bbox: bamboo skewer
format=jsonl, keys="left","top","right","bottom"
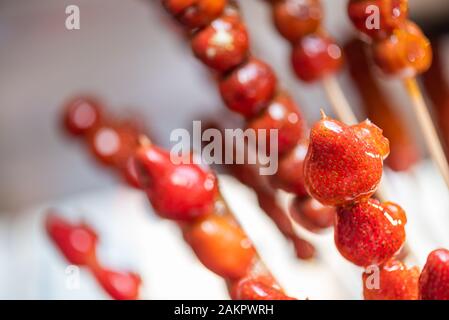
{"left": 322, "top": 75, "right": 358, "bottom": 125}
{"left": 404, "top": 77, "right": 449, "bottom": 189}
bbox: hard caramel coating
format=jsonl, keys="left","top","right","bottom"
{"left": 191, "top": 14, "right": 249, "bottom": 73}
{"left": 362, "top": 258, "right": 419, "bottom": 300}
{"left": 230, "top": 275, "right": 295, "bottom": 300}
{"left": 246, "top": 92, "right": 305, "bottom": 155}
{"left": 219, "top": 58, "right": 277, "bottom": 118}
{"left": 334, "top": 199, "right": 407, "bottom": 267}
{"left": 372, "top": 21, "right": 432, "bottom": 77}
{"left": 86, "top": 120, "right": 140, "bottom": 168}
{"left": 183, "top": 214, "right": 256, "bottom": 279}
{"left": 291, "top": 32, "right": 343, "bottom": 83}
{"left": 134, "top": 145, "right": 218, "bottom": 221}
{"left": 419, "top": 249, "right": 449, "bottom": 300}
{"left": 290, "top": 196, "right": 335, "bottom": 233}
{"left": 46, "top": 213, "right": 98, "bottom": 266}
{"left": 304, "top": 116, "right": 388, "bottom": 206}
{"left": 272, "top": 0, "right": 323, "bottom": 43}
{"left": 63, "top": 97, "right": 103, "bottom": 136}
{"left": 163, "top": 0, "right": 227, "bottom": 29}
{"left": 93, "top": 268, "right": 141, "bottom": 300}
{"left": 270, "top": 140, "right": 309, "bottom": 198}
{"left": 348, "top": 0, "right": 409, "bottom": 40}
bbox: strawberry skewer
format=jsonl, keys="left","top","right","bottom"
{"left": 347, "top": 0, "right": 449, "bottom": 189}
{"left": 61, "top": 99, "right": 293, "bottom": 300}
{"left": 160, "top": 1, "right": 324, "bottom": 258}
{"left": 46, "top": 212, "right": 141, "bottom": 300}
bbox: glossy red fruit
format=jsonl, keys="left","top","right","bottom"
{"left": 86, "top": 120, "right": 140, "bottom": 168}
{"left": 334, "top": 199, "right": 406, "bottom": 267}
{"left": 184, "top": 214, "right": 256, "bottom": 279}
{"left": 373, "top": 21, "right": 432, "bottom": 77}
{"left": 219, "top": 58, "right": 277, "bottom": 118}
{"left": 290, "top": 197, "right": 335, "bottom": 233}
{"left": 163, "top": 0, "right": 227, "bottom": 29}
{"left": 270, "top": 140, "right": 309, "bottom": 198}
{"left": 272, "top": 0, "right": 322, "bottom": 43}
{"left": 348, "top": 0, "right": 409, "bottom": 40}
{"left": 46, "top": 213, "right": 98, "bottom": 267}
{"left": 291, "top": 33, "right": 343, "bottom": 82}
{"left": 419, "top": 248, "right": 449, "bottom": 300}
{"left": 304, "top": 116, "right": 389, "bottom": 206}
{"left": 121, "top": 156, "right": 141, "bottom": 189}
{"left": 246, "top": 92, "right": 304, "bottom": 155}
{"left": 191, "top": 15, "right": 249, "bottom": 73}
{"left": 362, "top": 258, "right": 419, "bottom": 300}
{"left": 230, "top": 275, "right": 295, "bottom": 300}
{"left": 93, "top": 268, "right": 141, "bottom": 300}
{"left": 134, "top": 144, "right": 218, "bottom": 221}
{"left": 63, "top": 97, "right": 103, "bottom": 136}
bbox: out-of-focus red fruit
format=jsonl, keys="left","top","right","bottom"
{"left": 246, "top": 92, "right": 304, "bottom": 155}
{"left": 191, "top": 14, "right": 249, "bottom": 73}
{"left": 93, "top": 268, "right": 141, "bottom": 300}
{"left": 291, "top": 33, "right": 343, "bottom": 82}
{"left": 255, "top": 187, "right": 315, "bottom": 260}
{"left": 121, "top": 156, "right": 141, "bottom": 189}
{"left": 63, "top": 97, "right": 103, "bottom": 136}
{"left": 184, "top": 214, "right": 256, "bottom": 279}
{"left": 290, "top": 197, "right": 335, "bottom": 233}
{"left": 292, "top": 237, "right": 316, "bottom": 260}
{"left": 334, "top": 199, "right": 406, "bottom": 267}
{"left": 162, "top": 0, "right": 227, "bottom": 29}
{"left": 270, "top": 140, "right": 309, "bottom": 198}
{"left": 419, "top": 248, "right": 449, "bottom": 300}
{"left": 134, "top": 144, "right": 218, "bottom": 221}
{"left": 304, "top": 116, "right": 388, "bottom": 206}
{"left": 230, "top": 275, "right": 295, "bottom": 300}
{"left": 362, "top": 258, "right": 419, "bottom": 300}
{"left": 272, "top": 0, "right": 322, "bottom": 43}
{"left": 86, "top": 120, "right": 140, "bottom": 168}
{"left": 219, "top": 58, "right": 277, "bottom": 118}
{"left": 373, "top": 21, "right": 432, "bottom": 77}
{"left": 46, "top": 213, "right": 98, "bottom": 266}
{"left": 348, "top": 0, "right": 409, "bottom": 40}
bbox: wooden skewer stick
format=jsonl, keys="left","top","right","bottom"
{"left": 322, "top": 75, "right": 358, "bottom": 125}
{"left": 404, "top": 77, "right": 449, "bottom": 189}
{"left": 321, "top": 75, "right": 389, "bottom": 202}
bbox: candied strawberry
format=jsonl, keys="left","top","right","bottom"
{"left": 419, "top": 248, "right": 449, "bottom": 300}
{"left": 62, "top": 97, "right": 103, "bottom": 136}
{"left": 348, "top": 0, "right": 408, "bottom": 40}
{"left": 291, "top": 33, "right": 343, "bottom": 82}
{"left": 290, "top": 196, "right": 335, "bottom": 233}
{"left": 183, "top": 214, "right": 256, "bottom": 279}
{"left": 304, "top": 115, "right": 389, "bottom": 206}
{"left": 246, "top": 92, "right": 305, "bottom": 155}
{"left": 373, "top": 21, "right": 432, "bottom": 77}
{"left": 162, "top": 0, "right": 227, "bottom": 29}
{"left": 334, "top": 199, "right": 406, "bottom": 266}
{"left": 191, "top": 14, "right": 249, "bottom": 73}
{"left": 230, "top": 275, "right": 295, "bottom": 300}
{"left": 134, "top": 144, "right": 218, "bottom": 221}
{"left": 219, "top": 58, "right": 277, "bottom": 118}
{"left": 363, "top": 258, "right": 419, "bottom": 300}
{"left": 270, "top": 140, "right": 309, "bottom": 198}
{"left": 93, "top": 268, "right": 141, "bottom": 300}
{"left": 46, "top": 213, "right": 98, "bottom": 267}
{"left": 272, "top": 0, "right": 322, "bottom": 43}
